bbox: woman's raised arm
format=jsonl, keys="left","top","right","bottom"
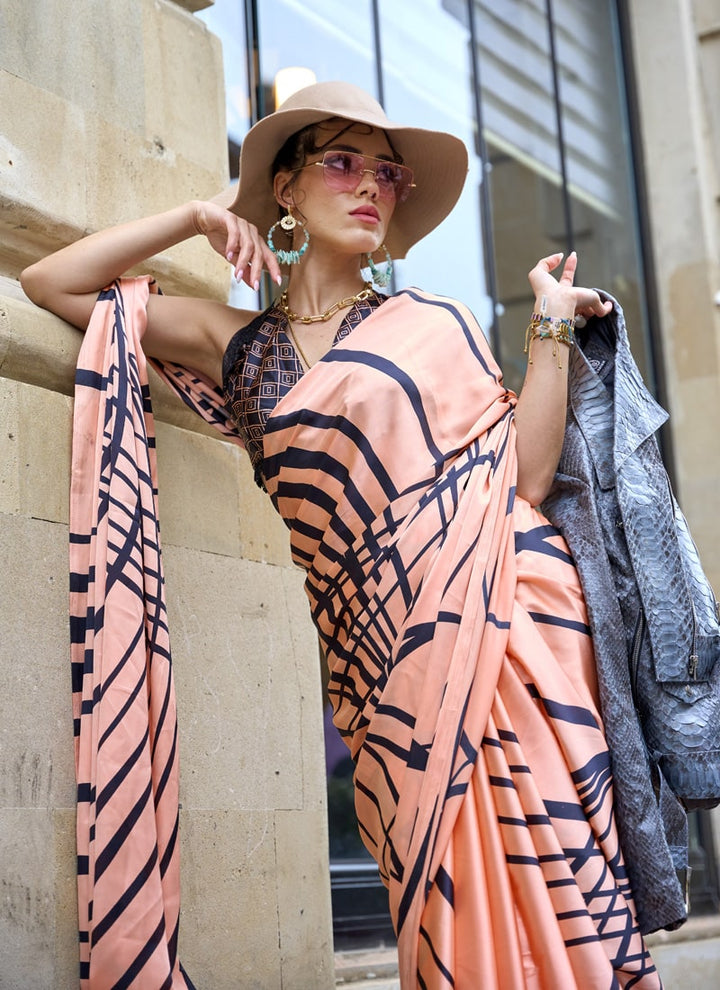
{"left": 514, "top": 251, "right": 612, "bottom": 506}
{"left": 20, "top": 201, "right": 282, "bottom": 384}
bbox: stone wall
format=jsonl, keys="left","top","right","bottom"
{"left": 628, "top": 0, "right": 720, "bottom": 593}
{"left": 0, "top": 1, "right": 334, "bottom": 987}
{"left": 629, "top": 0, "right": 720, "bottom": 905}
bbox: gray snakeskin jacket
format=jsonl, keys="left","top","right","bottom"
{"left": 541, "top": 293, "right": 689, "bottom": 934}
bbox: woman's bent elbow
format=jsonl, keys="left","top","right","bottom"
{"left": 19, "top": 264, "right": 44, "bottom": 306}
{"left": 515, "top": 476, "right": 554, "bottom": 508}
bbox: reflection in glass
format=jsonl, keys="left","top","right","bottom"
{"left": 256, "top": 0, "right": 376, "bottom": 106}
{"left": 472, "top": 0, "right": 652, "bottom": 397}
{"left": 379, "top": 0, "right": 492, "bottom": 328}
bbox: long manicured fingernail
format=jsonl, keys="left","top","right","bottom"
{"left": 253, "top": 279, "right": 260, "bottom": 292}
{"left": 275, "top": 275, "right": 282, "bottom": 286}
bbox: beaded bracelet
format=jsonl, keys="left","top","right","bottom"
{"left": 524, "top": 315, "right": 576, "bottom": 369}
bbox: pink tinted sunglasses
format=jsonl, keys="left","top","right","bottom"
{"left": 294, "top": 150, "right": 416, "bottom": 202}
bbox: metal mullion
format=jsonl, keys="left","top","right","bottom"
{"left": 244, "top": 0, "right": 264, "bottom": 126}
{"left": 545, "top": 0, "right": 574, "bottom": 257}
{"left": 468, "top": 0, "right": 501, "bottom": 358}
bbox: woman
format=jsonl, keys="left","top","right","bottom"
{"left": 21, "top": 81, "right": 665, "bottom": 988}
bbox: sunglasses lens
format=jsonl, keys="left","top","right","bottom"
{"left": 321, "top": 152, "right": 413, "bottom": 201}
{"left": 322, "top": 152, "right": 364, "bottom": 188}
{"left": 376, "top": 161, "right": 413, "bottom": 202}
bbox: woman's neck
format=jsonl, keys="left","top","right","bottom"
{"left": 283, "top": 255, "right": 368, "bottom": 316}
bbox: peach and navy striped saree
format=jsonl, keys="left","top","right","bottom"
{"left": 71, "top": 278, "right": 661, "bottom": 988}
{"left": 259, "top": 288, "right": 662, "bottom": 988}
{"left": 69, "top": 278, "right": 228, "bottom": 989}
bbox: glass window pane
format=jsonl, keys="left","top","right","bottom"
{"left": 257, "top": 0, "right": 376, "bottom": 105}
{"left": 473, "top": 0, "right": 567, "bottom": 392}
{"left": 379, "top": 0, "right": 493, "bottom": 328}
{"left": 555, "top": 0, "right": 654, "bottom": 388}
{"left": 474, "top": 0, "right": 654, "bottom": 396}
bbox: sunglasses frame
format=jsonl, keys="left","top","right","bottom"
{"left": 293, "top": 151, "right": 416, "bottom": 203}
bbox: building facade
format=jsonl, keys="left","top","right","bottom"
{"left": 1, "top": 0, "right": 719, "bottom": 986}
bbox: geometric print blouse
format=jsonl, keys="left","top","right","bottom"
{"left": 222, "top": 291, "right": 386, "bottom": 488}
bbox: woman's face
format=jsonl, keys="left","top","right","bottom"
{"left": 274, "top": 123, "right": 400, "bottom": 258}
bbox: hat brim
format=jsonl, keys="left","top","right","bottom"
{"left": 215, "top": 84, "right": 468, "bottom": 260}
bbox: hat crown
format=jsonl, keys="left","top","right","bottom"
{"left": 278, "top": 81, "right": 389, "bottom": 125}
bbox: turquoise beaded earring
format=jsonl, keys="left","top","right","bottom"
{"left": 267, "top": 209, "right": 310, "bottom": 265}
{"left": 364, "top": 244, "right": 393, "bottom": 288}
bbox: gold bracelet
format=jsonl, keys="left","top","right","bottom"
{"left": 524, "top": 316, "right": 575, "bottom": 370}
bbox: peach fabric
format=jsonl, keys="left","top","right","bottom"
{"left": 70, "top": 278, "right": 662, "bottom": 988}
{"left": 259, "top": 288, "right": 662, "bottom": 988}
{"left": 70, "top": 278, "right": 197, "bottom": 988}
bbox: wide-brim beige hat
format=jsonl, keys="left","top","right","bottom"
{"left": 216, "top": 81, "right": 468, "bottom": 260}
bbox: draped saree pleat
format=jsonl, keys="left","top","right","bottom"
{"left": 70, "top": 278, "right": 202, "bottom": 989}
{"left": 260, "top": 288, "right": 661, "bottom": 989}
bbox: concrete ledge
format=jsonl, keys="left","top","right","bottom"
{"left": 172, "top": 0, "right": 215, "bottom": 11}
{"left": 648, "top": 916, "right": 720, "bottom": 989}
{"left": 0, "top": 277, "right": 223, "bottom": 437}
{"left": 333, "top": 916, "right": 720, "bottom": 987}
{"left": 646, "top": 913, "right": 720, "bottom": 947}
{"left": 335, "top": 948, "right": 398, "bottom": 987}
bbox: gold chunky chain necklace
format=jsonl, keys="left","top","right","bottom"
{"left": 278, "top": 281, "right": 374, "bottom": 325}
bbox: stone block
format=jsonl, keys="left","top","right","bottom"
{"left": 155, "top": 420, "right": 242, "bottom": 557}
{"left": 16, "top": 381, "right": 72, "bottom": 525}
{"left": 53, "top": 808, "right": 80, "bottom": 988}
{"left": 669, "top": 374, "right": 720, "bottom": 550}
{"left": 79, "top": 117, "right": 230, "bottom": 300}
{"left": 0, "top": 70, "right": 86, "bottom": 273}
{"left": 697, "top": 32, "right": 720, "bottom": 189}
{"left": 0, "top": 286, "right": 81, "bottom": 398}
{"left": 693, "top": 0, "right": 720, "bottom": 35}
{"left": 1, "top": 1, "right": 230, "bottom": 296}
{"left": 667, "top": 262, "right": 720, "bottom": 382}
{"left": 178, "top": 809, "right": 282, "bottom": 990}
{"left": 0, "top": 377, "right": 20, "bottom": 514}
{"left": 275, "top": 808, "right": 334, "bottom": 989}
{"left": 142, "top": 0, "right": 227, "bottom": 175}
{"left": 279, "top": 565, "right": 328, "bottom": 811}
{"left": 0, "top": 809, "right": 56, "bottom": 989}
{"left": 164, "top": 545, "right": 320, "bottom": 813}
{"left": 237, "top": 453, "right": 295, "bottom": 567}
{"left": 628, "top": 4, "right": 714, "bottom": 270}
{"left": 1, "top": 0, "right": 146, "bottom": 132}
{"left": 0, "top": 515, "right": 76, "bottom": 812}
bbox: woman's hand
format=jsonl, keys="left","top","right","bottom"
{"left": 528, "top": 251, "right": 612, "bottom": 322}
{"left": 189, "top": 200, "right": 282, "bottom": 289}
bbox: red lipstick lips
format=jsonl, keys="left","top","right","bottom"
{"left": 350, "top": 205, "right": 380, "bottom": 222}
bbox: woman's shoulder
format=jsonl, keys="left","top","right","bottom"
{"left": 389, "top": 287, "right": 482, "bottom": 326}
{"left": 391, "top": 285, "right": 469, "bottom": 308}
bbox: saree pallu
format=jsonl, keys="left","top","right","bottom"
{"left": 70, "top": 278, "right": 230, "bottom": 989}
{"left": 261, "top": 289, "right": 661, "bottom": 989}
